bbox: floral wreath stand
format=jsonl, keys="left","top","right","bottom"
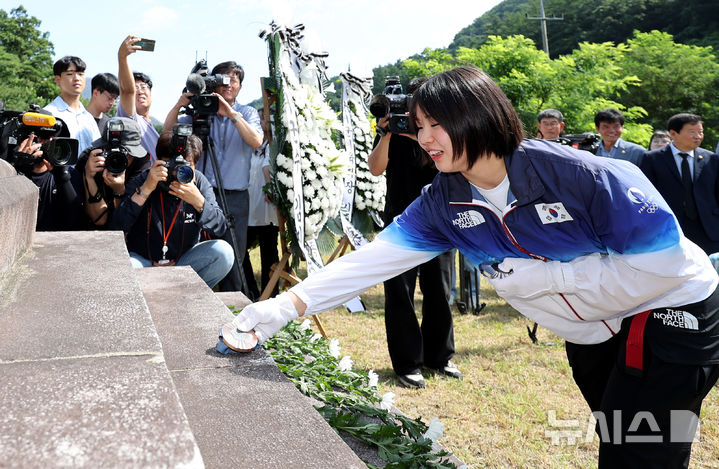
{"left": 255, "top": 79, "right": 328, "bottom": 337}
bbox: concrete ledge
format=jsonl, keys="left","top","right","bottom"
{"left": 214, "top": 291, "right": 252, "bottom": 312}
{"left": 0, "top": 355, "right": 202, "bottom": 468}
{"left": 0, "top": 232, "right": 161, "bottom": 361}
{"left": 138, "top": 267, "right": 366, "bottom": 469}
{"left": 0, "top": 231, "right": 203, "bottom": 467}
{"left": 0, "top": 160, "right": 37, "bottom": 276}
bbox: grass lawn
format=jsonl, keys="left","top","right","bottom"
{"left": 246, "top": 246, "right": 719, "bottom": 468}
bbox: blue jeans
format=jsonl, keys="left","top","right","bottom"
{"left": 129, "top": 240, "right": 234, "bottom": 288}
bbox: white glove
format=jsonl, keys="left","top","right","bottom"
{"left": 488, "top": 257, "right": 571, "bottom": 299}
{"left": 232, "top": 292, "right": 299, "bottom": 343}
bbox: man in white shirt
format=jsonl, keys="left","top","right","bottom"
{"left": 43, "top": 56, "right": 100, "bottom": 153}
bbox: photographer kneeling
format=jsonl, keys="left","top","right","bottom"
{"left": 110, "top": 127, "right": 234, "bottom": 288}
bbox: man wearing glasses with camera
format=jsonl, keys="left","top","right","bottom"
{"left": 164, "top": 60, "right": 263, "bottom": 293}
{"left": 116, "top": 35, "right": 160, "bottom": 161}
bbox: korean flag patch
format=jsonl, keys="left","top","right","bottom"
{"left": 535, "top": 202, "right": 574, "bottom": 224}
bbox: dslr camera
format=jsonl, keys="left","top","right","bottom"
{"left": 99, "top": 119, "right": 131, "bottom": 175}
{"left": 370, "top": 76, "right": 412, "bottom": 135}
{"left": 0, "top": 104, "right": 78, "bottom": 168}
{"left": 159, "top": 124, "right": 194, "bottom": 191}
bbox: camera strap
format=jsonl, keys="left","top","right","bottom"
{"left": 157, "top": 192, "right": 183, "bottom": 265}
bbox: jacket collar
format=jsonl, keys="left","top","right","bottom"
{"left": 446, "top": 143, "right": 545, "bottom": 207}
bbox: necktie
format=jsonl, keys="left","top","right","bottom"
{"left": 679, "top": 152, "right": 698, "bottom": 220}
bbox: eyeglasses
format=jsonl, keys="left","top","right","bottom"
{"left": 103, "top": 91, "right": 119, "bottom": 103}
{"left": 135, "top": 83, "right": 150, "bottom": 92}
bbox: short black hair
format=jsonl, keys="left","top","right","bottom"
{"left": 211, "top": 61, "right": 244, "bottom": 83}
{"left": 594, "top": 108, "right": 625, "bottom": 127}
{"left": 537, "top": 108, "right": 563, "bottom": 123}
{"left": 91, "top": 73, "right": 119, "bottom": 95}
{"left": 667, "top": 113, "right": 702, "bottom": 133}
{"left": 155, "top": 131, "right": 203, "bottom": 164}
{"left": 133, "top": 72, "right": 153, "bottom": 90}
{"left": 53, "top": 56, "right": 86, "bottom": 76}
{"left": 409, "top": 66, "right": 524, "bottom": 169}
{"left": 649, "top": 130, "right": 671, "bottom": 144}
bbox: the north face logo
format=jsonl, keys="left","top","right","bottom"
{"left": 653, "top": 309, "right": 699, "bottom": 330}
{"left": 453, "top": 210, "right": 485, "bottom": 229}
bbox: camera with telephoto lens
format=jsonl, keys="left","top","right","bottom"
{"left": 0, "top": 104, "right": 78, "bottom": 168}
{"left": 369, "top": 76, "right": 412, "bottom": 135}
{"left": 549, "top": 132, "right": 602, "bottom": 154}
{"left": 99, "top": 119, "right": 130, "bottom": 175}
{"left": 184, "top": 59, "right": 230, "bottom": 118}
{"left": 159, "top": 124, "right": 194, "bottom": 192}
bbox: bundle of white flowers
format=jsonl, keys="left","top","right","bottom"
{"left": 274, "top": 57, "right": 347, "bottom": 241}
{"left": 347, "top": 98, "right": 385, "bottom": 214}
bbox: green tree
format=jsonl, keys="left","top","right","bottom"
{"left": 400, "top": 36, "right": 653, "bottom": 143}
{"left": 548, "top": 41, "right": 652, "bottom": 144}
{"left": 617, "top": 30, "right": 719, "bottom": 149}
{"left": 0, "top": 6, "right": 58, "bottom": 110}
{"left": 449, "top": 0, "right": 719, "bottom": 58}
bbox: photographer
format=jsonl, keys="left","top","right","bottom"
{"left": 110, "top": 130, "right": 233, "bottom": 288}
{"left": 117, "top": 35, "right": 160, "bottom": 160}
{"left": 164, "top": 60, "right": 263, "bottom": 292}
{"left": 367, "top": 77, "right": 459, "bottom": 389}
{"left": 13, "top": 132, "right": 84, "bottom": 231}
{"left": 76, "top": 117, "right": 150, "bottom": 227}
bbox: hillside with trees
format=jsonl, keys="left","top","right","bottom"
{"left": 370, "top": 0, "right": 719, "bottom": 149}
{"left": 450, "top": 0, "right": 719, "bottom": 57}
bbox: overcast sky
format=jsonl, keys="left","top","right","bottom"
{"left": 7, "top": 0, "right": 504, "bottom": 119}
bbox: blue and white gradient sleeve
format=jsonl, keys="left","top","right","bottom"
{"left": 290, "top": 235, "right": 442, "bottom": 315}
{"left": 592, "top": 160, "right": 680, "bottom": 254}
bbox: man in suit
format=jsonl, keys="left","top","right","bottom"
{"left": 641, "top": 113, "right": 719, "bottom": 255}
{"left": 594, "top": 108, "right": 646, "bottom": 166}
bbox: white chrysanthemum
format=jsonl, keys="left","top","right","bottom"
{"left": 338, "top": 355, "right": 353, "bottom": 371}
{"left": 328, "top": 338, "right": 341, "bottom": 358}
{"left": 309, "top": 333, "right": 322, "bottom": 343}
{"left": 298, "top": 319, "right": 311, "bottom": 332}
{"left": 346, "top": 96, "right": 385, "bottom": 213}
{"left": 423, "top": 417, "right": 445, "bottom": 451}
{"left": 367, "top": 369, "right": 378, "bottom": 387}
{"left": 380, "top": 392, "right": 395, "bottom": 411}
{"left": 271, "top": 51, "right": 346, "bottom": 241}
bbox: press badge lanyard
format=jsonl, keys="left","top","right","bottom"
{"left": 158, "top": 192, "right": 183, "bottom": 265}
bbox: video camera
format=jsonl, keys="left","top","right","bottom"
{"left": 159, "top": 124, "right": 194, "bottom": 191}
{"left": 99, "top": 119, "right": 131, "bottom": 175}
{"left": 370, "top": 76, "right": 412, "bottom": 135}
{"left": 0, "top": 104, "right": 78, "bottom": 168}
{"left": 549, "top": 132, "right": 601, "bottom": 154}
{"left": 184, "top": 59, "right": 230, "bottom": 117}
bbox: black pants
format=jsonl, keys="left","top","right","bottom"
{"left": 216, "top": 189, "right": 249, "bottom": 293}
{"left": 383, "top": 251, "right": 454, "bottom": 375}
{"left": 241, "top": 224, "right": 280, "bottom": 299}
{"left": 566, "top": 301, "right": 719, "bottom": 468}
